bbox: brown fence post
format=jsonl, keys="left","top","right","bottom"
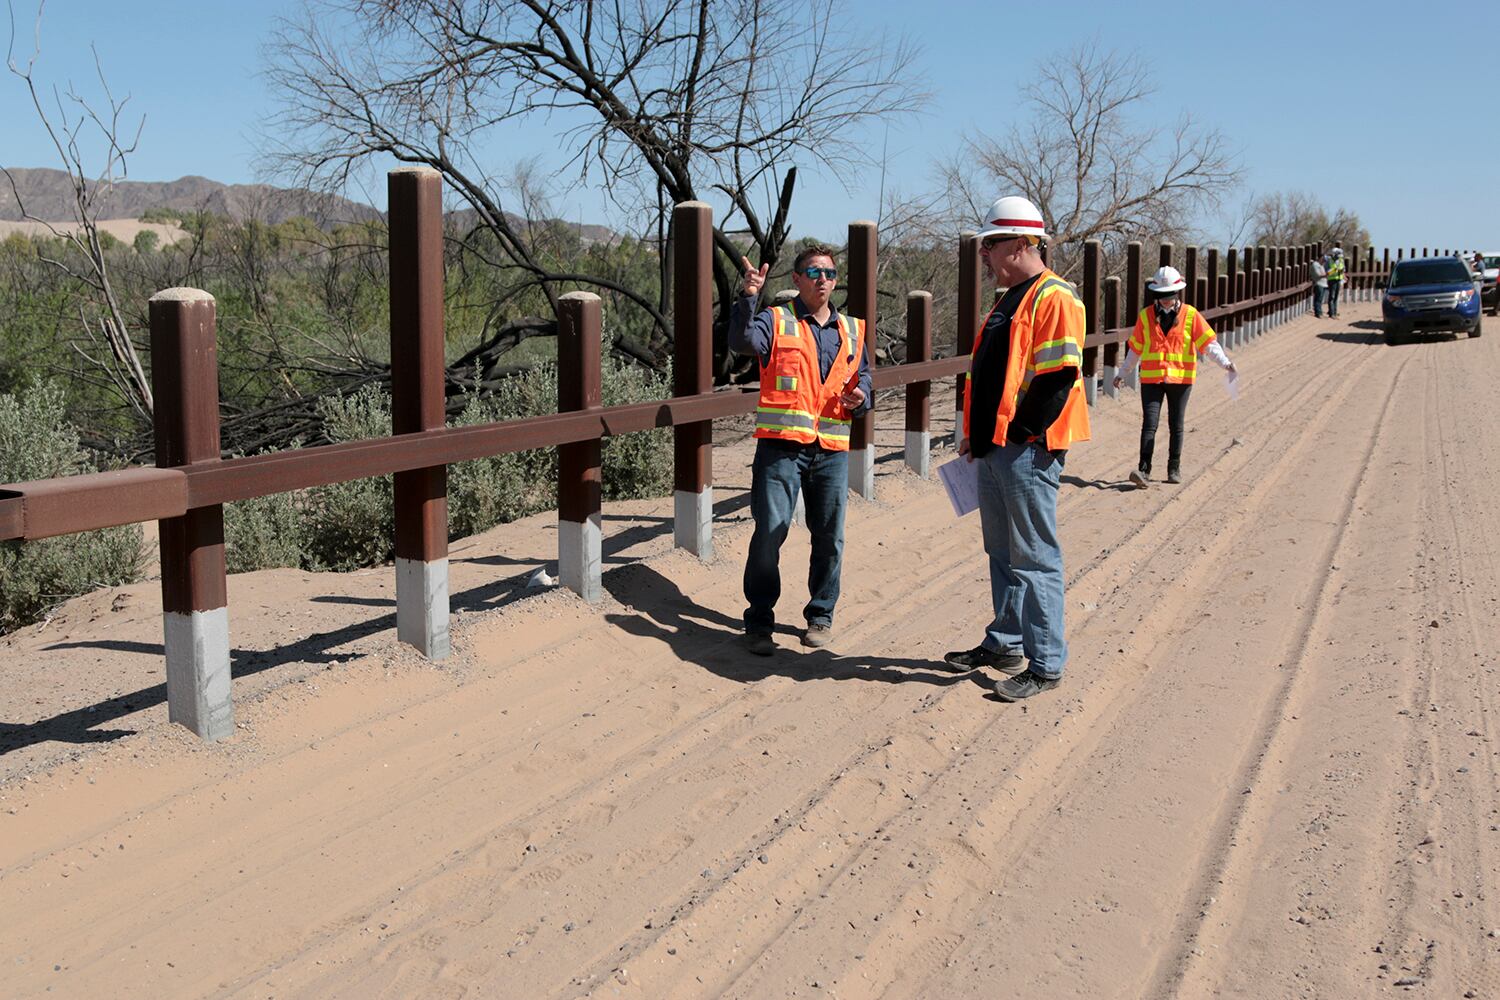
{"left": 1184, "top": 245, "right": 1199, "bottom": 308}
{"left": 388, "top": 166, "right": 450, "bottom": 660}
{"left": 846, "top": 220, "right": 878, "bottom": 499}
{"left": 558, "top": 292, "right": 603, "bottom": 602}
{"left": 904, "top": 291, "right": 933, "bottom": 477}
{"left": 1126, "top": 242, "right": 1142, "bottom": 382}
{"left": 1083, "top": 240, "right": 1100, "bottom": 404}
{"left": 1235, "top": 269, "right": 1247, "bottom": 345}
{"left": 1159, "top": 242, "right": 1173, "bottom": 270}
{"left": 1206, "top": 248, "right": 1220, "bottom": 310}
{"left": 1102, "top": 276, "right": 1121, "bottom": 398}
{"left": 672, "top": 201, "right": 714, "bottom": 559}
{"left": 150, "top": 288, "right": 231, "bottom": 741}
{"left": 955, "top": 233, "right": 980, "bottom": 447}
{"left": 1225, "top": 247, "right": 1239, "bottom": 348}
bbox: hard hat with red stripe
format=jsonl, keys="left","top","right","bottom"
{"left": 975, "top": 195, "right": 1048, "bottom": 241}
{"left": 1146, "top": 265, "right": 1187, "bottom": 293}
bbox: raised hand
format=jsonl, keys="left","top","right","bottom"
{"left": 740, "top": 255, "right": 770, "bottom": 297}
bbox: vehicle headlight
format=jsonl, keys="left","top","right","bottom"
{"left": 1456, "top": 289, "right": 1475, "bottom": 305}
{"left": 1385, "top": 294, "right": 1404, "bottom": 307}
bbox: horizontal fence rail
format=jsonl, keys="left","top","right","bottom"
{"left": 0, "top": 166, "right": 1417, "bottom": 739}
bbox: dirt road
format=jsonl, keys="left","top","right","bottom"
{"left": 2, "top": 302, "right": 1497, "bottom": 998}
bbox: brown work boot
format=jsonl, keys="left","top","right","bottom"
{"left": 801, "top": 623, "right": 833, "bottom": 649}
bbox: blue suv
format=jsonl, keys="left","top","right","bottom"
{"left": 1382, "top": 256, "right": 1482, "bottom": 344}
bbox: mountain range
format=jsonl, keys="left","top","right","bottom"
{"left": 0, "top": 167, "right": 619, "bottom": 244}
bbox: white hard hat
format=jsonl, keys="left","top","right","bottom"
{"left": 1146, "top": 265, "right": 1187, "bottom": 293}
{"left": 975, "top": 195, "right": 1048, "bottom": 241}
{"left": 1330, "top": 247, "right": 1343, "bottom": 257}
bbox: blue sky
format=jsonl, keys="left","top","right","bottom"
{"left": 5, "top": 0, "right": 1498, "bottom": 254}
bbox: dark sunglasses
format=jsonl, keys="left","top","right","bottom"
{"left": 981, "top": 235, "right": 1023, "bottom": 251}
{"left": 800, "top": 266, "right": 838, "bottom": 281}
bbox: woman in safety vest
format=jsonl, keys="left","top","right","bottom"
{"left": 1112, "top": 265, "right": 1237, "bottom": 487}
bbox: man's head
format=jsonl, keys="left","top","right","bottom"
{"left": 975, "top": 195, "right": 1048, "bottom": 285}
{"left": 791, "top": 245, "right": 838, "bottom": 312}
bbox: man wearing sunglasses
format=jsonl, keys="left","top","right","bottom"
{"left": 729, "top": 245, "right": 873, "bottom": 656}
{"left": 943, "top": 196, "right": 1090, "bottom": 701}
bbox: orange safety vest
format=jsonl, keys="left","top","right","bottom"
{"left": 963, "top": 269, "right": 1091, "bottom": 451}
{"left": 755, "top": 304, "right": 866, "bottom": 451}
{"left": 1128, "top": 304, "right": 1217, "bottom": 384}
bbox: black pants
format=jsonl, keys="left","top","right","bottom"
{"left": 1139, "top": 382, "right": 1192, "bottom": 474}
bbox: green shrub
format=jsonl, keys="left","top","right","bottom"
{"left": 221, "top": 356, "right": 674, "bottom": 574}
{"left": 599, "top": 360, "right": 672, "bottom": 501}
{"left": 0, "top": 380, "right": 144, "bottom": 632}
{"left": 224, "top": 489, "right": 304, "bottom": 574}
{"left": 301, "top": 384, "right": 395, "bottom": 572}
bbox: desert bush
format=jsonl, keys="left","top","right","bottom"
{"left": 300, "top": 385, "right": 395, "bottom": 571}
{"left": 223, "top": 355, "right": 673, "bottom": 574}
{"left": 224, "top": 488, "right": 304, "bottom": 574}
{"left": 0, "top": 380, "right": 144, "bottom": 632}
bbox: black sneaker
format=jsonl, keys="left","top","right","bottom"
{"left": 993, "top": 670, "right": 1061, "bottom": 701}
{"left": 1167, "top": 467, "right": 1182, "bottom": 484}
{"left": 1129, "top": 469, "right": 1149, "bottom": 489}
{"left": 941, "top": 645, "right": 1025, "bottom": 675}
{"left": 744, "top": 631, "right": 776, "bottom": 657}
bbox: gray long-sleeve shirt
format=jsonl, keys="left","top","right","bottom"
{"left": 728, "top": 294, "right": 874, "bottom": 418}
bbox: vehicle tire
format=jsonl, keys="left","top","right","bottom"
{"left": 1384, "top": 323, "right": 1404, "bottom": 345}
{"left": 1470, "top": 317, "right": 1482, "bottom": 338}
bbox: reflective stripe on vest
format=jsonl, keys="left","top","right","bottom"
{"left": 963, "top": 268, "right": 1091, "bottom": 451}
{"left": 1132, "top": 304, "right": 1208, "bottom": 384}
{"left": 755, "top": 305, "right": 864, "bottom": 450}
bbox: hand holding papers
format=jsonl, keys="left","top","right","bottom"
{"left": 938, "top": 455, "right": 980, "bottom": 517}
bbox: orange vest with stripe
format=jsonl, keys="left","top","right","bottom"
{"left": 963, "top": 269, "right": 1091, "bottom": 451}
{"left": 1128, "top": 304, "right": 1217, "bottom": 384}
{"left": 755, "top": 304, "right": 866, "bottom": 451}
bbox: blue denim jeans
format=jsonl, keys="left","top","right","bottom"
{"left": 1327, "top": 280, "right": 1341, "bottom": 316}
{"left": 1313, "top": 284, "right": 1326, "bottom": 317}
{"left": 744, "top": 439, "right": 849, "bottom": 632}
{"left": 976, "top": 441, "right": 1067, "bottom": 678}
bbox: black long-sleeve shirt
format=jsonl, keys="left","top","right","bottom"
{"left": 968, "top": 274, "right": 1077, "bottom": 458}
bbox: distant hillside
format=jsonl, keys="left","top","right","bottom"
{"left": 0, "top": 167, "right": 382, "bottom": 226}
{"left": 0, "top": 167, "right": 622, "bottom": 243}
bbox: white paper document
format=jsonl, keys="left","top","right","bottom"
{"left": 1226, "top": 369, "right": 1240, "bottom": 400}
{"left": 938, "top": 456, "right": 980, "bottom": 517}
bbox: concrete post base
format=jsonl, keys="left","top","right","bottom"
{"left": 904, "top": 430, "right": 930, "bottom": 478}
{"left": 793, "top": 490, "right": 806, "bottom": 526}
{"left": 673, "top": 488, "right": 714, "bottom": 560}
{"left": 396, "top": 556, "right": 451, "bottom": 660}
{"left": 1102, "top": 365, "right": 1118, "bottom": 399}
{"left": 164, "top": 607, "right": 233, "bottom": 741}
{"left": 849, "top": 446, "right": 875, "bottom": 499}
{"left": 560, "top": 514, "right": 602, "bottom": 603}
{"left": 1083, "top": 374, "right": 1098, "bottom": 406}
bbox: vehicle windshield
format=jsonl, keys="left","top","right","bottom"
{"left": 1485, "top": 255, "right": 1500, "bottom": 269}
{"left": 1390, "top": 259, "right": 1474, "bottom": 287}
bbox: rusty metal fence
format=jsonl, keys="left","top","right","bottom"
{"left": 1, "top": 166, "right": 1400, "bottom": 739}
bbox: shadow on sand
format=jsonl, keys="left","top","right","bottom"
{"left": 600, "top": 563, "right": 993, "bottom": 694}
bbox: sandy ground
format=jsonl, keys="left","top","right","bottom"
{"left": 0, "top": 218, "right": 190, "bottom": 246}
{"left": 2, "top": 300, "right": 1498, "bottom": 999}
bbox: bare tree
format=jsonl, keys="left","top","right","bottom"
{"left": 264, "top": 0, "right": 926, "bottom": 375}
{"left": 944, "top": 44, "right": 1240, "bottom": 279}
{"left": 4, "top": 2, "right": 153, "bottom": 422}
{"left": 1240, "top": 190, "right": 1371, "bottom": 250}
